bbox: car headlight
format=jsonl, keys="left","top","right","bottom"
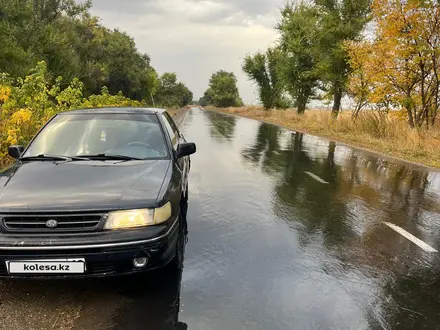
{"left": 104, "top": 202, "right": 172, "bottom": 229}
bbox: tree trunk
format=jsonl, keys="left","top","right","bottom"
{"left": 405, "top": 87, "right": 415, "bottom": 128}
{"left": 332, "top": 88, "right": 342, "bottom": 117}
{"left": 352, "top": 103, "right": 362, "bottom": 120}
{"left": 432, "top": 54, "right": 439, "bottom": 126}
{"left": 406, "top": 107, "right": 415, "bottom": 128}
{"left": 296, "top": 86, "right": 312, "bottom": 115}
{"left": 417, "top": 60, "right": 428, "bottom": 128}
{"left": 297, "top": 102, "right": 306, "bottom": 114}
{"left": 296, "top": 93, "right": 307, "bottom": 114}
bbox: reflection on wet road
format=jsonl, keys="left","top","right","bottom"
{"left": 1, "top": 108, "right": 440, "bottom": 329}
{"left": 181, "top": 109, "right": 440, "bottom": 330}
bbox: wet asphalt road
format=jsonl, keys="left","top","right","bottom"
{"left": 1, "top": 107, "right": 440, "bottom": 330}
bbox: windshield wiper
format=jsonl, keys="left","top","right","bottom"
{"left": 74, "top": 154, "right": 143, "bottom": 161}
{"left": 19, "top": 154, "right": 88, "bottom": 161}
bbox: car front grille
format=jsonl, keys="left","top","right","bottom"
{"left": 1, "top": 214, "right": 105, "bottom": 233}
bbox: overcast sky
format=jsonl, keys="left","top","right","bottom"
{"left": 87, "top": 0, "right": 284, "bottom": 103}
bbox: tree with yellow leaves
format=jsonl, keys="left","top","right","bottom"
{"left": 346, "top": 0, "right": 440, "bottom": 128}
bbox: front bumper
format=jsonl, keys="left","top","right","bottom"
{"left": 0, "top": 218, "right": 179, "bottom": 278}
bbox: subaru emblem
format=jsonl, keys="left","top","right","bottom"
{"left": 46, "top": 219, "right": 58, "bottom": 228}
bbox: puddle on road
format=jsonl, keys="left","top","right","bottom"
{"left": 178, "top": 109, "right": 440, "bottom": 330}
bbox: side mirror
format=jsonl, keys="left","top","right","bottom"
{"left": 8, "top": 145, "right": 24, "bottom": 159}
{"left": 176, "top": 143, "right": 196, "bottom": 159}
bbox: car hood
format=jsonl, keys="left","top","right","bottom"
{"left": 0, "top": 160, "right": 171, "bottom": 212}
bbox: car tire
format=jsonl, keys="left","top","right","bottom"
{"left": 180, "top": 185, "right": 188, "bottom": 222}
{"left": 183, "top": 184, "right": 189, "bottom": 202}
{"left": 169, "top": 212, "right": 186, "bottom": 271}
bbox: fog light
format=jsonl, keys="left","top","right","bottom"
{"left": 133, "top": 257, "right": 148, "bottom": 268}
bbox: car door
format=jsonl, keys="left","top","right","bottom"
{"left": 161, "top": 112, "right": 189, "bottom": 196}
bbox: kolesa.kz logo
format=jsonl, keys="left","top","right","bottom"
{"left": 24, "top": 264, "right": 70, "bottom": 271}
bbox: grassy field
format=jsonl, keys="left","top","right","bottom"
{"left": 206, "top": 106, "right": 440, "bottom": 169}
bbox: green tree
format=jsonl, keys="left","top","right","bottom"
{"left": 145, "top": 67, "right": 160, "bottom": 106}
{"left": 0, "top": 0, "right": 92, "bottom": 79}
{"left": 313, "top": 0, "right": 371, "bottom": 116}
{"left": 155, "top": 73, "right": 193, "bottom": 108}
{"left": 0, "top": 0, "right": 82, "bottom": 78}
{"left": 198, "top": 93, "right": 212, "bottom": 107}
{"left": 277, "top": 3, "right": 321, "bottom": 114}
{"left": 0, "top": 1, "right": 34, "bottom": 77}
{"left": 99, "top": 30, "right": 152, "bottom": 100}
{"left": 203, "top": 70, "right": 243, "bottom": 107}
{"left": 243, "top": 47, "right": 289, "bottom": 109}
{"left": 0, "top": 0, "right": 167, "bottom": 103}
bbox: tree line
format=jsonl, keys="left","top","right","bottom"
{"left": 3, "top": 0, "right": 438, "bottom": 129}
{"left": 0, "top": 0, "right": 193, "bottom": 108}
{"left": 239, "top": 0, "right": 439, "bottom": 129}
{"left": 243, "top": 0, "right": 371, "bottom": 116}
{"left": 197, "top": 0, "right": 371, "bottom": 116}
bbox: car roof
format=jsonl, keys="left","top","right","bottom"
{"left": 60, "top": 107, "right": 167, "bottom": 115}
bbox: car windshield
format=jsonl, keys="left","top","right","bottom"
{"left": 22, "top": 113, "right": 169, "bottom": 160}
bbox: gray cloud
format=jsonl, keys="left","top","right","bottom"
{"left": 89, "top": 0, "right": 150, "bottom": 14}
{"left": 84, "top": 0, "right": 283, "bottom": 103}
{"left": 217, "top": 0, "right": 281, "bottom": 16}
{"left": 91, "top": 0, "right": 281, "bottom": 22}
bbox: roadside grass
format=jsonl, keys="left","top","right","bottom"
{"left": 206, "top": 106, "right": 440, "bottom": 169}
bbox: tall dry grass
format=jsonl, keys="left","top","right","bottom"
{"left": 206, "top": 106, "right": 440, "bottom": 168}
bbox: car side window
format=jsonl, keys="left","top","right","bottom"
{"left": 164, "top": 112, "right": 180, "bottom": 136}
{"left": 162, "top": 114, "right": 177, "bottom": 145}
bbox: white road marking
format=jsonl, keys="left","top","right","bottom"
{"left": 305, "top": 172, "right": 329, "bottom": 184}
{"left": 384, "top": 222, "right": 438, "bottom": 253}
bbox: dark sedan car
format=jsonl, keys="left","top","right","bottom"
{"left": 0, "top": 107, "right": 196, "bottom": 278}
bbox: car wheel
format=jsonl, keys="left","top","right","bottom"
{"left": 183, "top": 184, "right": 188, "bottom": 202}
{"left": 169, "top": 213, "right": 186, "bottom": 271}
{"left": 180, "top": 185, "right": 188, "bottom": 226}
